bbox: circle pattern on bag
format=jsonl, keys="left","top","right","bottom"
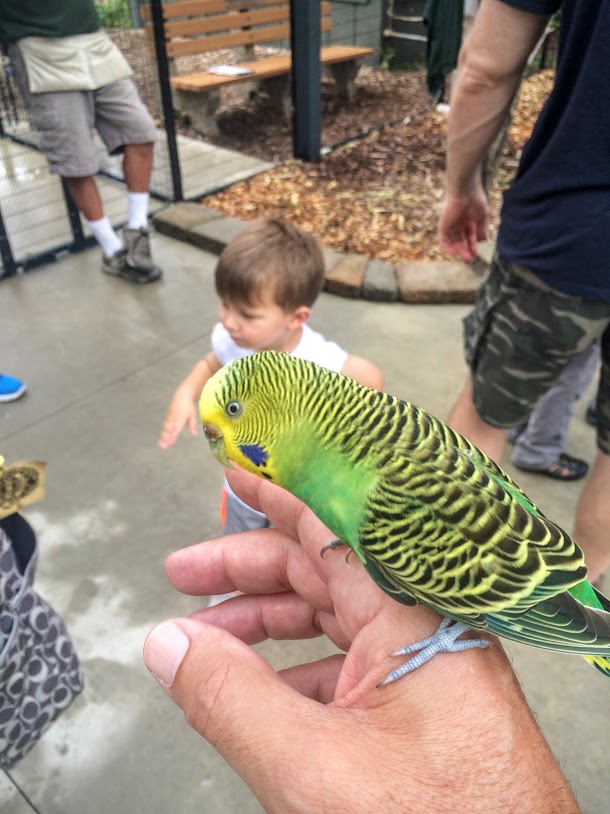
{"left": 0, "top": 525, "right": 83, "bottom": 768}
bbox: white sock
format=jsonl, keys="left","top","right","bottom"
{"left": 127, "top": 192, "right": 149, "bottom": 229}
{"left": 87, "top": 216, "right": 123, "bottom": 258}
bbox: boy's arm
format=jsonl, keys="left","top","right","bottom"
{"left": 340, "top": 355, "right": 384, "bottom": 391}
{"left": 177, "top": 352, "right": 222, "bottom": 400}
{"left": 159, "top": 353, "right": 222, "bottom": 449}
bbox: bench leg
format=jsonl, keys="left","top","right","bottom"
{"left": 173, "top": 88, "right": 221, "bottom": 137}
{"left": 326, "top": 60, "right": 362, "bottom": 100}
{"left": 259, "top": 75, "right": 292, "bottom": 119}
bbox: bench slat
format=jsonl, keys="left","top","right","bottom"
{"left": 140, "top": 0, "right": 331, "bottom": 22}
{"left": 142, "top": 0, "right": 278, "bottom": 21}
{"left": 165, "top": 8, "right": 291, "bottom": 39}
{"left": 167, "top": 18, "right": 332, "bottom": 58}
{"left": 171, "top": 44, "right": 373, "bottom": 91}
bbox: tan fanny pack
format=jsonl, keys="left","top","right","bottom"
{"left": 18, "top": 30, "right": 133, "bottom": 94}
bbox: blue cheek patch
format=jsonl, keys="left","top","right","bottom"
{"left": 239, "top": 444, "right": 269, "bottom": 467}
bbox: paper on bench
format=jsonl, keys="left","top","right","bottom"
{"left": 209, "top": 64, "right": 254, "bottom": 76}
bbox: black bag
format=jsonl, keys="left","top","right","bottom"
{"left": 0, "top": 513, "right": 84, "bottom": 768}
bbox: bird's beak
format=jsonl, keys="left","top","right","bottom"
{"left": 202, "top": 422, "right": 235, "bottom": 469}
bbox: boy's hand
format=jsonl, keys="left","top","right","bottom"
{"left": 158, "top": 389, "right": 199, "bottom": 449}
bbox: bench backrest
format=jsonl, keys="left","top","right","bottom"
{"left": 142, "top": 1, "right": 333, "bottom": 59}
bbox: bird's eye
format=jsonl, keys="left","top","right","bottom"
{"left": 225, "top": 401, "right": 242, "bottom": 418}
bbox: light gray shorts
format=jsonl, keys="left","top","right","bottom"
{"left": 11, "top": 44, "right": 157, "bottom": 177}
{"left": 223, "top": 489, "right": 271, "bottom": 535}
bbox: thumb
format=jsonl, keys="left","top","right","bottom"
{"left": 143, "top": 618, "right": 318, "bottom": 791}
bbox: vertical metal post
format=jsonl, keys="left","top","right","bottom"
{"left": 539, "top": 31, "right": 550, "bottom": 70}
{"left": 149, "top": 0, "right": 184, "bottom": 201}
{"left": 0, "top": 204, "right": 17, "bottom": 277}
{"left": 290, "top": 0, "right": 321, "bottom": 161}
{"left": 61, "top": 178, "right": 89, "bottom": 252}
{"left": 129, "top": 0, "right": 142, "bottom": 29}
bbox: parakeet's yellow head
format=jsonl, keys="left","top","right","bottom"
{"left": 199, "top": 350, "right": 350, "bottom": 484}
{"left": 199, "top": 352, "right": 297, "bottom": 481}
{"left": 199, "top": 352, "right": 384, "bottom": 547}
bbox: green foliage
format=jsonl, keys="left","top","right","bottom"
{"left": 378, "top": 46, "right": 425, "bottom": 73}
{"left": 379, "top": 47, "right": 396, "bottom": 72}
{"left": 96, "top": 0, "right": 132, "bottom": 29}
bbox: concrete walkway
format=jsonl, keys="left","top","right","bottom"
{"left": 1, "top": 234, "right": 607, "bottom": 814}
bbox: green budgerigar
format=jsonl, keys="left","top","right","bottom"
{"left": 199, "top": 351, "right": 610, "bottom": 684}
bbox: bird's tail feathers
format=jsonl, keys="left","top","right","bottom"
{"left": 584, "top": 655, "right": 610, "bottom": 678}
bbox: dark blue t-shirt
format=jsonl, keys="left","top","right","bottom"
{"left": 497, "top": 0, "right": 610, "bottom": 300}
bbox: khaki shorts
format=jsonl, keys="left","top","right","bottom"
{"left": 464, "top": 255, "right": 610, "bottom": 454}
{"left": 11, "top": 44, "right": 157, "bottom": 177}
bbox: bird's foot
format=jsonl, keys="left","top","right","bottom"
{"left": 378, "top": 618, "right": 491, "bottom": 686}
{"left": 320, "top": 538, "right": 346, "bottom": 558}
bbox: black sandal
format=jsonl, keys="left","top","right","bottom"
{"left": 515, "top": 452, "right": 589, "bottom": 481}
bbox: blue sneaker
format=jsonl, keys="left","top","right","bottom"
{"left": 0, "top": 374, "right": 26, "bottom": 402}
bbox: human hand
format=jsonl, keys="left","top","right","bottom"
{"left": 144, "top": 469, "right": 579, "bottom": 814}
{"left": 438, "top": 188, "right": 489, "bottom": 263}
{"left": 158, "top": 388, "right": 198, "bottom": 449}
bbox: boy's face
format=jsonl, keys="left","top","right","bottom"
{"left": 219, "top": 294, "right": 309, "bottom": 353}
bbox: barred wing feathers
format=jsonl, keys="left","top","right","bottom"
{"left": 205, "top": 354, "right": 610, "bottom": 660}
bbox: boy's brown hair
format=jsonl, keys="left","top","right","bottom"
{"left": 215, "top": 218, "right": 324, "bottom": 310}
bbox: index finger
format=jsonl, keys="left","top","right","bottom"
{"left": 166, "top": 528, "right": 333, "bottom": 612}
{"left": 226, "top": 468, "right": 338, "bottom": 565}
{"left": 225, "top": 468, "right": 307, "bottom": 535}
{"left": 224, "top": 468, "right": 391, "bottom": 633}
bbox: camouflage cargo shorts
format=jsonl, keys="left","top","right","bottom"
{"left": 464, "top": 254, "right": 610, "bottom": 454}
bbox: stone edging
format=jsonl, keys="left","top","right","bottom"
{"left": 153, "top": 203, "right": 494, "bottom": 304}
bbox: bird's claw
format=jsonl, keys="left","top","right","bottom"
{"left": 378, "top": 618, "right": 492, "bottom": 686}
{"left": 320, "top": 538, "right": 346, "bottom": 558}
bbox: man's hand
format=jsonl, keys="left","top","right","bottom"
{"left": 438, "top": 188, "right": 489, "bottom": 263}
{"left": 144, "top": 469, "right": 580, "bottom": 814}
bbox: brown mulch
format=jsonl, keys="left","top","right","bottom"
{"left": 203, "top": 69, "right": 555, "bottom": 264}
{"left": 112, "top": 28, "right": 554, "bottom": 264}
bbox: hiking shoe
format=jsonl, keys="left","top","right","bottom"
{"left": 122, "top": 227, "right": 163, "bottom": 282}
{"left": 102, "top": 248, "right": 128, "bottom": 277}
{"left": 0, "top": 374, "right": 26, "bottom": 402}
{"left": 102, "top": 246, "right": 161, "bottom": 285}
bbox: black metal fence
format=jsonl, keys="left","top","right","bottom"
{"left": 0, "top": 0, "right": 194, "bottom": 277}
{"left": 2, "top": 0, "right": 385, "bottom": 277}
{"left": 0, "top": 63, "right": 94, "bottom": 276}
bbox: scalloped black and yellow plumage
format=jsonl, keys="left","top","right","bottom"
{"left": 199, "top": 351, "right": 610, "bottom": 677}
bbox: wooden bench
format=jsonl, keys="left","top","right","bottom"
{"left": 143, "top": 0, "right": 374, "bottom": 136}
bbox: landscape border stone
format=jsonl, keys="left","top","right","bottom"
{"left": 153, "top": 203, "right": 492, "bottom": 304}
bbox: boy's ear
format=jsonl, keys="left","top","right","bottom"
{"left": 289, "top": 306, "right": 311, "bottom": 328}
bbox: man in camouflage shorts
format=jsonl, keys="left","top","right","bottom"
{"left": 464, "top": 256, "right": 610, "bottom": 456}
{"left": 438, "top": 0, "right": 610, "bottom": 582}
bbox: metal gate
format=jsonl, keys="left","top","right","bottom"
{"left": 1, "top": 0, "right": 385, "bottom": 278}
{"left": 0, "top": 0, "right": 275, "bottom": 278}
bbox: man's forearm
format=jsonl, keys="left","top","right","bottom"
{"left": 445, "top": 0, "right": 549, "bottom": 196}
{"left": 445, "top": 59, "right": 522, "bottom": 195}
